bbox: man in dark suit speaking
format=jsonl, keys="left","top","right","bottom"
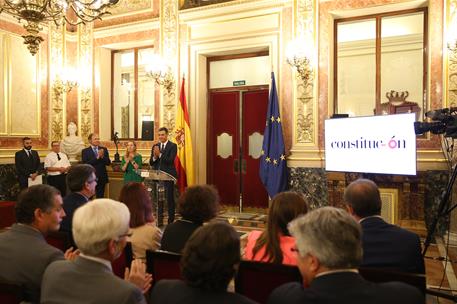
{"left": 15, "top": 137, "right": 41, "bottom": 189}
{"left": 81, "top": 133, "right": 111, "bottom": 198}
{"left": 150, "top": 127, "right": 177, "bottom": 224}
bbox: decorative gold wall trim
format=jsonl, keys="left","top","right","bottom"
{"left": 160, "top": 0, "right": 179, "bottom": 131}
{"left": 78, "top": 23, "right": 94, "bottom": 144}
{"left": 445, "top": 0, "right": 457, "bottom": 107}
{"left": 293, "top": 0, "right": 317, "bottom": 145}
{"left": 49, "top": 23, "right": 66, "bottom": 142}
{"left": 379, "top": 188, "right": 399, "bottom": 224}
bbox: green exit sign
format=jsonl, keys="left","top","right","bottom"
{"left": 233, "top": 80, "right": 246, "bottom": 86}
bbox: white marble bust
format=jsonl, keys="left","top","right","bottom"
{"left": 61, "top": 122, "right": 85, "bottom": 161}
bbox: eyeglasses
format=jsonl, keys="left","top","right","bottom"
{"left": 118, "top": 232, "right": 133, "bottom": 238}
{"left": 87, "top": 178, "right": 98, "bottom": 184}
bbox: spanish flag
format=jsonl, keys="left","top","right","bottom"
{"left": 174, "top": 77, "right": 194, "bottom": 193}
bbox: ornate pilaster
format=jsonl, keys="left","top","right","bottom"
{"left": 160, "top": 0, "right": 179, "bottom": 131}
{"left": 78, "top": 23, "right": 94, "bottom": 144}
{"left": 446, "top": 0, "right": 457, "bottom": 108}
{"left": 49, "top": 23, "right": 66, "bottom": 142}
{"left": 293, "top": 0, "right": 316, "bottom": 145}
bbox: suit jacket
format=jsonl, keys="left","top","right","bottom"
{"left": 0, "top": 224, "right": 64, "bottom": 303}
{"left": 81, "top": 146, "right": 111, "bottom": 184}
{"left": 267, "top": 272, "right": 424, "bottom": 304}
{"left": 150, "top": 279, "right": 257, "bottom": 304}
{"left": 360, "top": 216, "right": 425, "bottom": 274}
{"left": 15, "top": 149, "right": 41, "bottom": 184}
{"left": 160, "top": 220, "right": 202, "bottom": 253}
{"left": 149, "top": 141, "right": 178, "bottom": 178}
{"left": 60, "top": 192, "right": 89, "bottom": 247}
{"left": 41, "top": 256, "right": 146, "bottom": 304}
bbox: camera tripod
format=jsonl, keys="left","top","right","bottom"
{"left": 423, "top": 163, "right": 457, "bottom": 255}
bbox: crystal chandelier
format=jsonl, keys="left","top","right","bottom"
{"left": 0, "top": 0, "right": 119, "bottom": 55}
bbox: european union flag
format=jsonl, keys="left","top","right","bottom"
{"left": 259, "top": 72, "right": 288, "bottom": 198}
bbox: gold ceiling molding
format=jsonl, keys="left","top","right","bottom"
{"left": 160, "top": 0, "right": 179, "bottom": 131}
{"left": 49, "top": 23, "right": 66, "bottom": 142}
{"left": 293, "top": 0, "right": 317, "bottom": 145}
{"left": 106, "top": 0, "right": 153, "bottom": 17}
{"left": 446, "top": 0, "right": 457, "bottom": 108}
{"left": 78, "top": 23, "right": 94, "bottom": 145}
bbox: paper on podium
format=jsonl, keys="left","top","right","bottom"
{"left": 28, "top": 175, "right": 43, "bottom": 187}
{"left": 141, "top": 171, "right": 150, "bottom": 178}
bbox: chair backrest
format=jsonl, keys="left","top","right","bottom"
{"left": 45, "top": 230, "right": 71, "bottom": 252}
{"left": 146, "top": 250, "right": 182, "bottom": 285}
{"left": 0, "top": 280, "right": 24, "bottom": 304}
{"left": 112, "top": 242, "right": 133, "bottom": 278}
{"left": 359, "top": 267, "right": 426, "bottom": 294}
{"left": 0, "top": 201, "right": 16, "bottom": 229}
{"left": 235, "top": 260, "right": 302, "bottom": 304}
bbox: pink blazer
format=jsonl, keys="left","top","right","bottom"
{"left": 244, "top": 230, "right": 297, "bottom": 265}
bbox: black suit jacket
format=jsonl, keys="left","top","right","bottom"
{"left": 160, "top": 220, "right": 202, "bottom": 253}
{"left": 81, "top": 146, "right": 111, "bottom": 184}
{"left": 150, "top": 141, "right": 178, "bottom": 178}
{"left": 60, "top": 192, "right": 89, "bottom": 247}
{"left": 267, "top": 272, "right": 423, "bottom": 304}
{"left": 15, "top": 149, "right": 40, "bottom": 185}
{"left": 360, "top": 217, "right": 425, "bottom": 274}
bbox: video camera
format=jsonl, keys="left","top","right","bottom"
{"left": 414, "top": 107, "right": 457, "bottom": 138}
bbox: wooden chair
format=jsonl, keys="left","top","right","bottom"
{"left": 112, "top": 242, "right": 133, "bottom": 278}
{"left": 0, "top": 201, "right": 16, "bottom": 229}
{"left": 235, "top": 260, "right": 302, "bottom": 304}
{"left": 359, "top": 267, "right": 426, "bottom": 294}
{"left": 0, "top": 280, "right": 24, "bottom": 304}
{"left": 146, "top": 250, "right": 182, "bottom": 285}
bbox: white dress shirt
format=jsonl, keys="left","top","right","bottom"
{"left": 44, "top": 152, "right": 71, "bottom": 176}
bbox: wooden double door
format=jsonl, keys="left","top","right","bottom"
{"left": 208, "top": 88, "right": 269, "bottom": 210}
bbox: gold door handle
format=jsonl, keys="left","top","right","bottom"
{"left": 241, "top": 159, "right": 247, "bottom": 174}
{"left": 234, "top": 159, "right": 239, "bottom": 174}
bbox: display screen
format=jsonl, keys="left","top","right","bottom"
{"left": 325, "top": 113, "right": 417, "bottom": 175}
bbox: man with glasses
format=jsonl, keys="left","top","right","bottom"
{"left": 41, "top": 199, "right": 152, "bottom": 304}
{"left": 82, "top": 133, "right": 111, "bottom": 198}
{"left": 268, "top": 207, "right": 423, "bottom": 304}
{"left": 44, "top": 141, "right": 71, "bottom": 196}
{"left": 60, "top": 164, "right": 97, "bottom": 248}
{"left": 0, "top": 185, "right": 78, "bottom": 303}
{"left": 15, "top": 137, "right": 41, "bottom": 189}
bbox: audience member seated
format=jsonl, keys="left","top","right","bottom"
{"left": 150, "top": 221, "right": 257, "bottom": 304}
{"left": 161, "top": 185, "right": 219, "bottom": 253}
{"left": 0, "top": 185, "right": 77, "bottom": 303}
{"left": 244, "top": 191, "right": 308, "bottom": 265}
{"left": 60, "top": 164, "right": 97, "bottom": 248}
{"left": 267, "top": 207, "right": 423, "bottom": 304}
{"left": 119, "top": 182, "right": 162, "bottom": 260}
{"left": 344, "top": 179, "right": 425, "bottom": 274}
{"left": 41, "top": 199, "right": 152, "bottom": 304}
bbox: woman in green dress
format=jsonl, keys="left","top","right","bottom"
{"left": 121, "top": 141, "right": 143, "bottom": 183}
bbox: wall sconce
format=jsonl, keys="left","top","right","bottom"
{"left": 53, "top": 67, "right": 79, "bottom": 94}
{"left": 145, "top": 54, "right": 175, "bottom": 94}
{"left": 286, "top": 38, "right": 313, "bottom": 83}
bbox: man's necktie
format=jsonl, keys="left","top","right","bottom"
{"left": 26, "top": 150, "right": 31, "bottom": 158}
{"left": 93, "top": 147, "right": 98, "bottom": 156}
{"left": 160, "top": 144, "right": 164, "bottom": 152}
{"left": 57, "top": 153, "right": 61, "bottom": 161}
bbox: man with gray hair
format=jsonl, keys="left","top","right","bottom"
{"left": 344, "top": 178, "right": 424, "bottom": 274}
{"left": 41, "top": 199, "right": 152, "bottom": 304}
{"left": 268, "top": 207, "right": 423, "bottom": 304}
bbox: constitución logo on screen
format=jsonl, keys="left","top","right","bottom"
{"left": 330, "top": 136, "right": 407, "bottom": 150}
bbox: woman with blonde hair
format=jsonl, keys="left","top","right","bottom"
{"left": 244, "top": 191, "right": 308, "bottom": 265}
{"left": 121, "top": 141, "right": 143, "bottom": 183}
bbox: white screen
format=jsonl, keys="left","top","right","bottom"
{"left": 325, "top": 113, "right": 417, "bottom": 175}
